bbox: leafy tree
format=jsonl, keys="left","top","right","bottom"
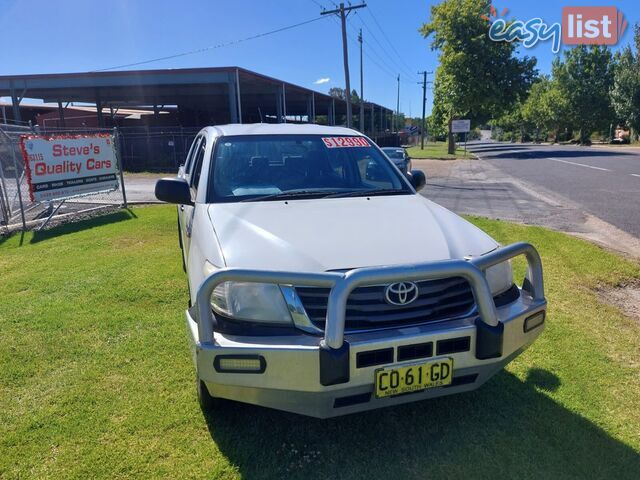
{"left": 521, "top": 76, "right": 570, "bottom": 141}
{"left": 328, "top": 87, "right": 345, "bottom": 99}
{"left": 328, "top": 87, "right": 361, "bottom": 104}
{"left": 553, "top": 45, "right": 614, "bottom": 144}
{"left": 421, "top": 0, "right": 537, "bottom": 152}
{"left": 610, "top": 24, "right": 640, "bottom": 140}
{"left": 490, "top": 104, "right": 526, "bottom": 142}
{"left": 426, "top": 114, "right": 447, "bottom": 140}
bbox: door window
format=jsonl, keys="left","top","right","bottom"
{"left": 190, "top": 137, "right": 207, "bottom": 191}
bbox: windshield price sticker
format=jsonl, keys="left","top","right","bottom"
{"left": 321, "top": 137, "right": 370, "bottom": 148}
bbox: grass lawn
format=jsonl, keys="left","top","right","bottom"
{"left": 407, "top": 142, "right": 472, "bottom": 160}
{"left": 1, "top": 206, "right": 640, "bottom": 479}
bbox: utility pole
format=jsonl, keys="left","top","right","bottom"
{"left": 395, "top": 74, "right": 400, "bottom": 133}
{"left": 321, "top": 2, "right": 367, "bottom": 129}
{"left": 358, "top": 28, "right": 364, "bottom": 133}
{"left": 418, "top": 70, "right": 433, "bottom": 150}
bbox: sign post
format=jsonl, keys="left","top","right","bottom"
{"left": 113, "top": 128, "right": 127, "bottom": 207}
{"left": 451, "top": 119, "right": 471, "bottom": 157}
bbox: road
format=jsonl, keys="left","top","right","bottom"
{"left": 466, "top": 142, "right": 640, "bottom": 238}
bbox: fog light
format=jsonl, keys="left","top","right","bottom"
{"left": 524, "top": 312, "right": 545, "bottom": 332}
{"left": 214, "top": 355, "right": 266, "bottom": 373}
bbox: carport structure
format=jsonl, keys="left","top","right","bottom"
{"left": 0, "top": 67, "right": 394, "bottom": 135}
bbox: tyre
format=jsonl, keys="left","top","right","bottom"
{"left": 196, "top": 377, "right": 218, "bottom": 412}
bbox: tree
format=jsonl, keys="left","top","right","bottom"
{"left": 610, "top": 24, "right": 640, "bottom": 141}
{"left": 553, "top": 45, "right": 614, "bottom": 144}
{"left": 328, "top": 87, "right": 360, "bottom": 104}
{"left": 521, "top": 76, "right": 570, "bottom": 142}
{"left": 421, "top": 0, "right": 537, "bottom": 152}
{"left": 491, "top": 104, "right": 525, "bottom": 142}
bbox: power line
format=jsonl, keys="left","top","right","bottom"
{"left": 313, "top": 0, "right": 418, "bottom": 115}
{"left": 353, "top": 11, "right": 414, "bottom": 80}
{"left": 321, "top": 8, "right": 386, "bottom": 80}
{"left": 94, "top": 15, "right": 329, "bottom": 72}
{"left": 364, "top": 7, "right": 415, "bottom": 76}
{"left": 344, "top": 15, "right": 415, "bottom": 84}
{"left": 309, "top": 0, "right": 327, "bottom": 9}
{"left": 342, "top": 20, "right": 396, "bottom": 80}
{"left": 312, "top": 1, "right": 412, "bottom": 82}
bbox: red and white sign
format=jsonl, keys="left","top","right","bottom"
{"left": 20, "top": 134, "right": 119, "bottom": 202}
{"left": 321, "top": 136, "right": 370, "bottom": 148}
{"left": 562, "top": 7, "right": 627, "bottom": 46}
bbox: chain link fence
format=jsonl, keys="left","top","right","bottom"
{"left": 116, "top": 127, "right": 199, "bottom": 172}
{"left": 0, "top": 123, "right": 127, "bottom": 234}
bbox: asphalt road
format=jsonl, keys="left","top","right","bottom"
{"left": 466, "top": 142, "right": 640, "bottom": 238}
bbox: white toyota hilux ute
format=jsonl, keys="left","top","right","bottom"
{"left": 155, "top": 123, "right": 547, "bottom": 418}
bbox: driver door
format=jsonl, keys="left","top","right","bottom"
{"left": 180, "top": 136, "right": 207, "bottom": 263}
{"left": 178, "top": 135, "right": 202, "bottom": 262}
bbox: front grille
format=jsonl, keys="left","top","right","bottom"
{"left": 295, "top": 277, "right": 475, "bottom": 331}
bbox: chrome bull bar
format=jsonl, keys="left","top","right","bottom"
{"left": 194, "top": 242, "right": 544, "bottom": 349}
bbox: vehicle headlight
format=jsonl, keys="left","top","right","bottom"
{"left": 211, "top": 282, "right": 293, "bottom": 324}
{"left": 484, "top": 260, "right": 513, "bottom": 296}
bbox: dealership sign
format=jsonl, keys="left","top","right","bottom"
{"left": 20, "top": 134, "right": 119, "bottom": 202}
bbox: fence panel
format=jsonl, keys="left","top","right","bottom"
{"left": 116, "top": 127, "right": 198, "bottom": 172}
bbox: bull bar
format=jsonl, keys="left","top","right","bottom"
{"left": 194, "top": 242, "right": 544, "bottom": 347}
{"left": 188, "top": 242, "right": 546, "bottom": 416}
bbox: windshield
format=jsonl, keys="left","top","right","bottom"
{"left": 382, "top": 148, "right": 405, "bottom": 159}
{"left": 209, "top": 135, "right": 411, "bottom": 202}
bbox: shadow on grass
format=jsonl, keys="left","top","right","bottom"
{"left": 28, "top": 209, "right": 137, "bottom": 244}
{"left": 202, "top": 369, "right": 639, "bottom": 479}
{"left": 0, "top": 228, "right": 23, "bottom": 247}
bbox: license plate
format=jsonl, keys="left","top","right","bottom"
{"left": 374, "top": 358, "right": 454, "bottom": 398}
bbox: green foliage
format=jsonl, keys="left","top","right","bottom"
{"left": 421, "top": 0, "right": 537, "bottom": 134}
{"left": 328, "top": 87, "right": 361, "bottom": 104}
{"left": 521, "top": 76, "right": 570, "bottom": 141}
{"left": 426, "top": 113, "right": 447, "bottom": 140}
{"left": 610, "top": 25, "right": 640, "bottom": 140}
{"left": 553, "top": 45, "right": 615, "bottom": 144}
{"left": 490, "top": 104, "right": 526, "bottom": 141}
{"left": 492, "top": 45, "right": 619, "bottom": 144}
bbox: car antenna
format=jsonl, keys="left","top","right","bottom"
{"left": 258, "top": 107, "right": 263, "bottom": 123}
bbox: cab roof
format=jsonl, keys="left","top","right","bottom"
{"left": 209, "top": 123, "right": 363, "bottom": 137}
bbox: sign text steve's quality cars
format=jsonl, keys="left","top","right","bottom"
{"left": 20, "top": 134, "right": 119, "bottom": 202}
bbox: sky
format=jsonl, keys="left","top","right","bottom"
{"left": 1, "top": 0, "right": 638, "bottom": 116}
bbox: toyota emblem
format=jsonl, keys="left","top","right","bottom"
{"left": 384, "top": 282, "right": 419, "bottom": 306}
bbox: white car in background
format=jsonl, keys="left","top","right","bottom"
{"left": 155, "top": 123, "right": 547, "bottom": 418}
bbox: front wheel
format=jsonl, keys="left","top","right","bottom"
{"left": 196, "top": 378, "right": 219, "bottom": 412}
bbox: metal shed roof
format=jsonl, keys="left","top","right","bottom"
{"left": 0, "top": 67, "right": 394, "bottom": 128}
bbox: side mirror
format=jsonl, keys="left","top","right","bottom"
{"left": 155, "top": 177, "right": 193, "bottom": 205}
{"left": 407, "top": 169, "right": 426, "bottom": 191}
